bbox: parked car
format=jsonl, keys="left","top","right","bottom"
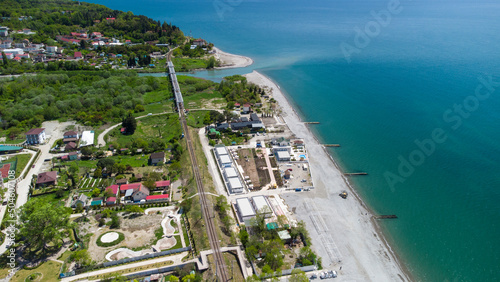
{"left": 319, "top": 272, "right": 327, "bottom": 279}
{"left": 310, "top": 273, "right": 318, "bottom": 279}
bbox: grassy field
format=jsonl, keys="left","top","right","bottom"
{"left": 177, "top": 75, "right": 226, "bottom": 110}
{"left": 107, "top": 113, "right": 182, "bottom": 148}
{"left": 111, "top": 154, "right": 150, "bottom": 167}
{"left": 32, "top": 189, "right": 70, "bottom": 204}
{"left": 186, "top": 110, "right": 209, "bottom": 128}
{"left": 12, "top": 153, "right": 32, "bottom": 178}
{"left": 136, "top": 85, "right": 175, "bottom": 116}
{"left": 0, "top": 138, "right": 24, "bottom": 144}
{"left": 10, "top": 260, "right": 62, "bottom": 282}
{"left": 172, "top": 57, "right": 209, "bottom": 71}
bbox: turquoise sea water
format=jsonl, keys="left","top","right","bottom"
{"left": 93, "top": 0, "right": 500, "bottom": 280}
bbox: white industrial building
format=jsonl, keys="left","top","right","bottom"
{"left": 236, "top": 198, "right": 255, "bottom": 225}
{"left": 252, "top": 196, "right": 274, "bottom": 218}
{"left": 215, "top": 146, "right": 228, "bottom": 156}
{"left": 228, "top": 177, "right": 244, "bottom": 194}
{"left": 79, "top": 131, "right": 95, "bottom": 147}
{"left": 276, "top": 150, "right": 291, "bottom": 161}
{"left": 219, "top": 155, "right": 232, "bottom": 167}
{"left": 214, "top": 145, "right": 246, "bottom": 194}
{"left": 223, "top": 167, "right": 238, "bottom": 180}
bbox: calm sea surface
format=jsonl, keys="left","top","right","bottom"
{"left": 93, "top": 0, "right": 500, "bottom": 280}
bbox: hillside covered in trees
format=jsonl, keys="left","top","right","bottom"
{"left": 0, "top": 72, "right": 172, "bottom": 140}
{"left": 0, "top": 0, "right": 184, "bottom": 44}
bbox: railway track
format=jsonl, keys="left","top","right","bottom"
{"left": 167, "top": 58, "right": 229, "bottom": 281}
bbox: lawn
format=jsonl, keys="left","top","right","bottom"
{"left": 136, "top": 86, "right": 175, "bottom": 116}
{"left": 0, "top": 138, "right": 24, "bottom": 144}
{"left": 172, "top": 57, "right": 209, "bottom": 71}
{"left": 10, "top": 260, "right": 62, "bottom": 282}
{"left": 186, "top": 110, "right": 209, "bottom": 128}
{"left": 32, "top": 189, "right": 70, "bottom": 204}
{"left": 107, "top": 113, "right": 182, "bottom": 148}
{"left": 110, "top": 154, "right": 149, "bottom": 167}
{"left": 66, "top": 159, "right": 97, "bottom": 169}
{"left": 170, "top": 235, "right": 183, "bottom": 250}
{"left": 176, "top": 75, "right": 225, "bottom": 110}
{"left": 12, "top": 153, "right": 32, "bottom": 178}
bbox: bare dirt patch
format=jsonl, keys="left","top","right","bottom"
{"left": 85, "top": 213, "right": 163, "bottom": 263}
{"left": 235, "top": 148, "right": 271, "bottom": 189}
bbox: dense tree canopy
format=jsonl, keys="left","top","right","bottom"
{"left": 0, "top": 72, "right": 171, "bottom": 139}
{"left": 19, "top": 199, "right": 71, "bottom": 252}
{"left": 218, "top": 75, "right": 264, "bottom": 105}
{"left": 0, "top": 0, "right": 184, "bottom": 44}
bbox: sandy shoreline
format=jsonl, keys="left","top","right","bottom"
{"left": 213, "top": 47, "right": 253, "bottom": 69}
{"left": 244, "top": 70, "right": 412, "bottom": 281}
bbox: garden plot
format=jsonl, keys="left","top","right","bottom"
{"left": 80, "top": 177, "right": 103, "bottom": 189}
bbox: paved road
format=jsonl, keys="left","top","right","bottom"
{"left": 15, "top": 121, "right": 75, "bottom": 209}
{"left": 0, "top": 121, "right": 73, "bottom": 256}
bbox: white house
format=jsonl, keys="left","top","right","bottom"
{"left": 1, "top": 48, "right": 24, "bottom": 56}
{"left": 46, "top": 46, "right": 58, "bottom": 53}
{"left": 25, "top": 128, "right": 46, "bottom": 145}
{"left": 132, "top": 185, "right": 150, "bottom": 202}
{"left": 0, "top": 26, "right": 8, "bottom": 37}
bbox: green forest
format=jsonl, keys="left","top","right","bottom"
{"left": 0, "top": 0, "right": 184, "bottom": 44}
{"left": 0, "top": 71, "right": 172, "bottom": 140}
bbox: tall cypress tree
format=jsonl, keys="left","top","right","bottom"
{"left": 122, "top": 112, "right": 137, "bottom": 134}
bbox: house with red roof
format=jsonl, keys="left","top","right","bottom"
{"left": 242, "top": 103, "right": 252, "bottom": 113}
{"left": 105, "top": 185, "right": 119, "bottom": 196}
{"left": 193, "top": 39, "right": 206, "bottom": 46}
{"left": 132, "top": 185, "right": 150, "bottom": 202}
{"left": 74, "top": 51, "right": 83, "bottom": 59}
{"left": 63, "top": 131, "right": 79, "bottom": 143}
{"left": 120, "top": 182, "right": 142, "bottom": 193}
{"left": 145, "top": 194, "right": 169, "bottom": 203}
{"left": 106, "top": 197, "right": 117, "bottom": 206}
{"left": 65, "top": 142, "right": 77, "bottom": 151}
{"left": 155, "top": 180, "right": 170, "bottom": 190}
{"left": 36, "top": 171, "right": 57, "bottom": 188}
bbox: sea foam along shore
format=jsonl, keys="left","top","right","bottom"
{"left": 213, "top": 47, "right": 254, "bottom": 69}
{"left": 244, "top": 70, "right": 413, "bottom": 281}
